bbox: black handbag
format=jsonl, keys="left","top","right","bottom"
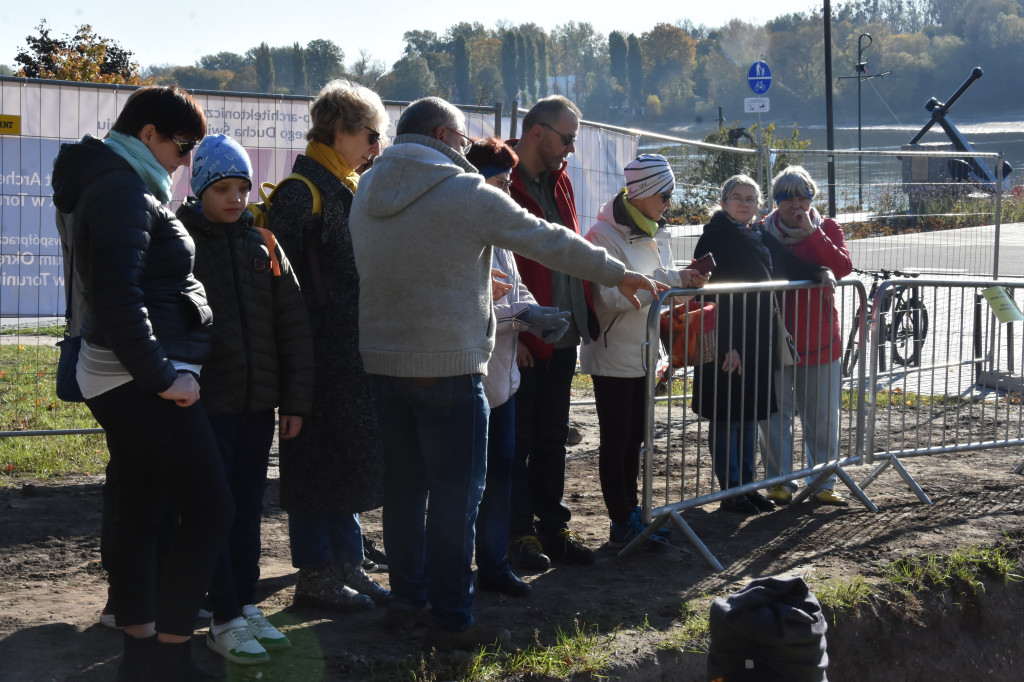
{"left": 55, "top": 246, "right": 85, "bottom": 402}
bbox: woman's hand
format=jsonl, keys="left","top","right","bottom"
{"left": 279, "top": 415, "right": 304, "bottom": 439}
{"left": 721, "top": 349, "right": 742, "bottom": 374}
{"left": 516, "top": 339, "right": 534, "bottom": 368}
{"left": 678, "top": 268, "right": 710, "bottom": 289}
{"left": 491, "top": 269, "right": 513, "bottom": 302}
{"left": 158, "top": 372, "right": 200, "bottom": 407}
{"left": 818, "top": 268, "right": 837, "bottom": 291}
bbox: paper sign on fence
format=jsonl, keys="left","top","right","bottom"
{"left": 982, "top": 286, "right": 1024, "bottom": 323}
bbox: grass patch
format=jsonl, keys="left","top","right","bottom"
{"left": 0, "top": 342, "right": 106, "bottom": 482}
{"left": 366, "top": 621, "right": 614, "bottom": 681}
{"left": 881, "top": 542, "right": 1022, "bottom": 598}
{"left": 813, "top": 574, "right": 872, "bottom": 612}
{"left": 0, "top": 325, "right": 64, "bottom": 337}
{"left": 654, "top": 599, "right": 711, "bottom": 653}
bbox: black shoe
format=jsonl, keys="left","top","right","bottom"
{"left": 507, "top": 535, "right": 551, "bottom": 571}
{"left": 747, "top": 491, "right": 777, "bottom": 512}
{"left": 479, "top": 571, "right": 532, "bottom": 597}
{"left": 362, "top": 535, "right": 388, "bottom": 571}
{"left": 541, "top": 528, "right": 596, "bottom": 566}
{"left": 719, "top": 495, "right": 759, "bottom": 515}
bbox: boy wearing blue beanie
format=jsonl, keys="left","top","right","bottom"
{"left": 177, "top": 134, "right": 314, "bottom": 666}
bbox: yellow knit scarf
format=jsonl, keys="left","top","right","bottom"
{"left": 305, "top": 141, "right": 359, "bottom": 193}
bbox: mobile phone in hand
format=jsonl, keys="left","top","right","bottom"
{"left": 692, "top": 252, "right": 716, "bottom": 276}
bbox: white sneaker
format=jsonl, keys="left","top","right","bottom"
{"left": 206, "top": 616, "right": 270, "bottom": 665}
{"left": 242, "top": 605, "right": 291, "bottom": 651}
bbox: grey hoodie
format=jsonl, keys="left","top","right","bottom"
{"left": 349, "top": 134, "right": 626, "bottom": 378}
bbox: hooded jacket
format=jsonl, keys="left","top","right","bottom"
{"left": 349, "top": 134, "right": 627, "bottom": 379}
{"left": 580, "top": 190, "right": 683, "bottom": 378}
{"left": 176, "top": 199, "right": 314, "bottom": 417}
{"left": 51, "top": 136, "right": 211, "bottom": 395}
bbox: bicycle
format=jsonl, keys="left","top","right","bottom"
{"left": 841, "top": 268, "right": 929, "bottom": 378}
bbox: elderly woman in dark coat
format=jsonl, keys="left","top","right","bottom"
{"left": 269, "top": 79, "right": 391, "bottom": 610}
{"left": 691, "top": 174, "right": 833, "bottom": 515}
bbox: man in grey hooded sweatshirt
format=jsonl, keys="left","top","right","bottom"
{"left": 348, "top": 96, "right": 663, "bottom": 650}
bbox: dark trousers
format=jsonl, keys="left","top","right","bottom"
{"left": 475, "top": 397, "right": 516, "bottom": 580}
{"left": 510, "top": 346, "right": 576, "bottom": 538}
{"left": 207, "top": 411, "right": 275, "bottom": 621}
{"left": 87, "top": 380, "right": 233, "bottom": 636}
{"left": 592, "top": 375, "right": 645, "bottom": 524}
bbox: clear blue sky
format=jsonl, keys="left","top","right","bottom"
{"left": 2, "top": 1, "right": 818, "bottom": 72}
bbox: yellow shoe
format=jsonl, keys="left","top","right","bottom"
{"left": 815, "top": 489, "right": 849, "bottom": 506}
{"left": 765, "top": 485, "right": 793, "bottom": 505}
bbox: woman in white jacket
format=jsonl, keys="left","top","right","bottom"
{"left": 580, "top": 155, "right": 706, "bottom": 548}
{"left": 466, "top": 139, "right": 570, "bottom": 595}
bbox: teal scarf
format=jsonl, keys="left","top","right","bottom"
{"left": 103, "top": 131, "right": 174, "bottom": 203}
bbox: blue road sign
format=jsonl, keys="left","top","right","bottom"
{"left": 748, "top": 61, "right": 772, "bottom": 95}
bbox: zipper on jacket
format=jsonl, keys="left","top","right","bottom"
{"left": 228, "top": 229, "right": 255, "bottom": 412}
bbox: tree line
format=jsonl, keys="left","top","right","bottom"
{"left": 10, "top": 1, "right": 1024, "bottom": 128}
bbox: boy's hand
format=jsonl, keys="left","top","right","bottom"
{"left": 280, "top": 415, "right": 304, "bottom": 439}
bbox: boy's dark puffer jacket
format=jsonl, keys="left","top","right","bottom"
{"left": 176, "top": 199, "right": 314, "bottom": 417}
{"left": 51, "top": 136, "right": 212, "bottom": 395}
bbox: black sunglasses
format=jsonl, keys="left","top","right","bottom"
{"left": 365, "top": 126, "right": 381, "bottom": 145}
{"left": 660, "top": 192, "right": 673, "bottom": 203}
{"left": 539, "top": 121, "right": 576, "bottom": 147}
{"left": 170, "top": 136, "right": 199, "bottom": 157}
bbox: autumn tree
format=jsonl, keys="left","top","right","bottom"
{"left": 305, "top": 39, "right": 344, "bottom": 90}
{"left": 349, "top": 49, "right": 386, "bottom": 87}
{"left": 14, "top": 21, "right": 148, "bottom": 85}
{"left": 453, "top": 35, "right": 472, "bottom": 104}
{"left": 626, "top": 34, "right": 643, "bottom": 109}
{"left": 501, "top": 31, "right": 519, "bottom": 104}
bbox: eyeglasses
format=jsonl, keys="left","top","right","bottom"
{"left": 445, "top": 126, "right": 476, "bottom": 152}
{"left": 364, "top": 126, "right": 381, "bottom": 145}
{"left": 494, "top": 178, "right": 513, "bottom": 190}
{"left": 539, "top": 121, "right": 576, "bottom": 147}
{"left": 659, "top": 192, "right": 673, "bottom": 203}
{"left": 727, "top": 194, "right": 759, "bottom": 204}
{"left": 170, "top": 136, "right": 199, "bottom": 157}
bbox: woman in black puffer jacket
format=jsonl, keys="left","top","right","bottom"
{"left": 52, "top": 85, "right": 233, "bottom": 682}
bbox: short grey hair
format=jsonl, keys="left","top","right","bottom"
{"left": 771, "top": 165, "right": 818, "bottom": 204}
{"left": 522, "top": 95, "right": 581, "bottom": 133}
{"left": 719, "top": 174, "right": 762, "bottom": 205}
{"left": 396, "top": 97, "right": 464, "bottom": 137}
{"left": 307, "top": 79, "right": 390, "bottom": 147}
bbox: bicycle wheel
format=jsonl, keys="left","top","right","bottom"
{"left": 841, "top": 307, "right": 862, "bottom": 377}
{"left": 891, "top": 292, "right": 928, "bottom": 367}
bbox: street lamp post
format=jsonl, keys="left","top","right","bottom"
{"left": 839, "top": 33, "right": 891, "bottom": 208}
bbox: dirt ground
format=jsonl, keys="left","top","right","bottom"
{"left": 2, "top": 400, "right": 1024, "bottom": 682}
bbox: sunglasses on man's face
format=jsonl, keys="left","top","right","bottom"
{"left": 539, "top": 121, "right": 576, "bottom": 147}
{"left": 170, "top": 137, "right": 199, "bottom": 157}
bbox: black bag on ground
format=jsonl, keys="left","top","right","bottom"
{"left": 707, "top": 576, "right": 828, "bottom": 682}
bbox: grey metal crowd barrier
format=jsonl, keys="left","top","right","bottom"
{"left": 628, "top": 275, "right": 1024, "bottom": 570}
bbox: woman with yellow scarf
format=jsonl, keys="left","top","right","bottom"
{"left": 270, "top": 79, "right": 392, "bottom": 612}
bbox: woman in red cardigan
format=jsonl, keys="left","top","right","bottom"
{"left": 758, "top": 165, "right": 853, "bottom": 506}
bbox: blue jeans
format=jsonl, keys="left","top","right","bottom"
{"left": 758, "top": 360, "right": 841, "bottom": 491}
{"left": 207, "top": 411, "right": 276, "bottom": 620}
{"left": 288, "top": 511, "right": 364, "bottom": 568}
{"left": 709, "top": 419, "right": 757, "bottom": 490}
{"left": 371, "top": 374, "right": 488, "bottom": 631}
{"left": 476, "top": 397, "right": 515, "bottom": 581}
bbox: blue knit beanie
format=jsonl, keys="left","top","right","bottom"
{"left": 190, "top": 134, "right": 253, "bottom": 199}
